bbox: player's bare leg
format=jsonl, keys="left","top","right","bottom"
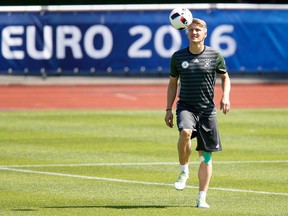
{"left": 175, "top": 129, "right": 192, "bottom": 190}
{"left": 197, "top": 150, "right": 212, "bottom": 208}
{"left": 178, "top": 129, "right": 192, "bottom": 164}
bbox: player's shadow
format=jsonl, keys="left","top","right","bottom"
{"left": 13, "top": 205, "right": 193, "bottom": 212}
{"left": 42, "top": 205, "right": 170, "bottom": 209}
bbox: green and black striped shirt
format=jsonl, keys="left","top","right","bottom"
{"left": 170, "top": 46, "right": 227, "bottom": 115}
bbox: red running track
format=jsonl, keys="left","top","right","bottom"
{"left": 0, "top": 84, "right": 287, "bottom": 110}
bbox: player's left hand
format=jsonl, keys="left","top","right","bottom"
{"left": 220, "top": 97, "right": 230, "bottom": 114}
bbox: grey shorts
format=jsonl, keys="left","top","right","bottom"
{"left": 176, "top": 103, "right": 222, "bottom": 152}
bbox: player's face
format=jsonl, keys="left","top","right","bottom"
{"left": 187, "top": 24, "right": 207, "bottom": 43}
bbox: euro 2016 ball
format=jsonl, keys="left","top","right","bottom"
{"left": 169, "top": 8, "right": 193, "bottom": 30}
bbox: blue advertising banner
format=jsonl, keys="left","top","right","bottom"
{"left": 0, "top": 6, "right": 287, "bottom": 75}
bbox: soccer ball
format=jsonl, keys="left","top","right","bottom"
{"left": 169, "top": 8, "right": 193, "bottom": 30}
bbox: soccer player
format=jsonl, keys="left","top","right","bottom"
{"left": 164, "top": 18, "right": 231, "bottom": 208}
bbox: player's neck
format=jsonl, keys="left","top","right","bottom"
{"left": 189, "top": 43, "right": 205, "bottom": 55}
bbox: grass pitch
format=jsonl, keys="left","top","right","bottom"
{"left": 0, "top": 109, "right": 287, "bottom": 216}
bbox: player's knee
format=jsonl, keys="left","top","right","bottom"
{"left": 180, "top": 129, "right": 192, "bottom": 139}
{"left": 199, "top": 151, "right": 212, "bottom": 165}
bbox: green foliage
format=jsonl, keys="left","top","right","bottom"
{"left": 0, "top": 109, "right": 287, "bottom": 215}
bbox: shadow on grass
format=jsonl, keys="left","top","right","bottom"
{"left": 42, "top": 205, "right": 177, "bottom": 209}
{"left": 12, "top": 209, "right": 37, "bottom": 211}
{"left": 13, "top": 205, "right": 194, "bottom": 211}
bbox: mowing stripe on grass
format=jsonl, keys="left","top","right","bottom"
{"left": 1, "top": 167, "right": 287, "bottom": 197}
{"left": 0, "top": 160, "right": 287, "bottom": 168}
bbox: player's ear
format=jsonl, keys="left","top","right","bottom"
{"left": 186, "top": 29, "right": 190, "bottom": 38}
{"left": 204, "top": 31, "right": 207, "bottom": 38}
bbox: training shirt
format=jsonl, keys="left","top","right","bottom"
{"left": 170, "top": 46, "right": 227, "bottom": 115}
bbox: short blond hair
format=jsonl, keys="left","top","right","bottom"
{"left": 192, "top": 18, "right": 207, "bottom": 31}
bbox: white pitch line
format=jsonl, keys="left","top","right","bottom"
{"left": 0, "top": 167, "right": 176, "bottom": 187}
{"left": 115, "top": 93, "right": 138, "bottom": 101}
{"left": 1, "top": 167, "right": 287, "bottom": 197}
{"left": 0, "top": 162, "right": 178, "bottom": 168}
{"left": 0, "top": 160, "right": 287, "bottom": 168}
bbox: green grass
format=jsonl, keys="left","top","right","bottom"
{"left": 0, "top": 109, "right": 287, "bottom": 216}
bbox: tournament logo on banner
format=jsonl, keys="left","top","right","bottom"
{"left": 0, "top": 6, "right": 287, "bottom": 75}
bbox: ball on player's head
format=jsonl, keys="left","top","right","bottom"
{"left": 169, "top": 8, "right": 193, "bottom": 30}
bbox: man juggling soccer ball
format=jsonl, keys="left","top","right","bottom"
{"left": 165, "top": 8, "right": 231, "bottom": 208}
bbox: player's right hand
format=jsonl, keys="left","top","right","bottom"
{"left": 165, "top": 111, "right": 174, "bottom": 128}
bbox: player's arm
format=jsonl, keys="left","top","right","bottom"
{"left": 216, "top": 53, "right": 231, "bottom": 114}
{"left": 166, "top": 76, "right": 178, "bottom": 110}
{"left": 165, "top": 76, "right": 178, "bottom": 127}
{"left": 165, "top": 54, "right": 178, "bottom": 127}
{"left": 219, "top": 72, "right": 231, "bottom": 114}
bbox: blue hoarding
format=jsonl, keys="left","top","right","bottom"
{"left": 0, "top": 7, "right": 287, "bottom": 75}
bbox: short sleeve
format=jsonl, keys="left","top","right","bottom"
{"left": 216, "top": 52, "right": 227, "bottom": 74}
{"left": 170, "top": 53, "right": 179, "bottom": 77}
